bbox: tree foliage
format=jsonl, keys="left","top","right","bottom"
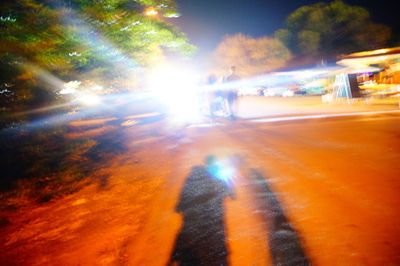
{"left": 275, "top": 0, "right": 392, "bottom": 59}
{"left": 212, "top": 34, "right": 292, "bottom": 77}
{"left": 0, "top": 0, "right": 195, "bottom": 113}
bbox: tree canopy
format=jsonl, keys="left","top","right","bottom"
{"left": 0, "top": 0, "right": 195, "bottom": 112}
{"left": 275, "top": 0, "right": 391, "bottom": 60}
{"left": 212, "top": 34, "right": 292, "bottom": 77}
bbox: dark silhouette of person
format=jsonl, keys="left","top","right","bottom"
{"left": 169, "top": 156, "right": 235, "bottom": 266}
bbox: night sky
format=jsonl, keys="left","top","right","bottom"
{"left": 174, "top": 0, "right": 399, "bottom": 55}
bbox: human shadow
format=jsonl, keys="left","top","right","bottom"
{"left": 248, "top": 169, "right": 310, "bottom": 266}
{"left": 169, "top": 156, "right": 235, "bottom": 266}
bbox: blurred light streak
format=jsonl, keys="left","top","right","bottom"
{"left": 346, "top": 48, "right": 398, "bottom": 58}
{"left": 0, "top": 91, "right": 156, "bottom": 133}
{"left": 121, "top": 120, "right": 138, "bottom": 127}
{"left": 12, "top": 102, "right": 74, "bottom": 117}
{"left": 201, "top": 66, "right": 345, "bottom": 95}
{"left": 21, "top": 61, "right": 66, "bottom": 91}
{"left": 338, "top": 47, "right": 400, "bottom": 71}
{"left": 60, "top": 8, "right": 139, "bottom": 75}
{"left": 125, "top": 112, "right": 160, "bottom": 119}
{"left": 2, "top": 105, "right": 101, "bottom": 133}
{"left": 250, "top": 110, "right": 400, "bottom": 124}
{"left": 4, "top": 60, "right": 375, "bottom": 132}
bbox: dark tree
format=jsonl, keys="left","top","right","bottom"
{"left": 275, "top": 0, "right": 391, "bottom": 60}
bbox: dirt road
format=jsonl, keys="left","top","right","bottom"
{"left": 1, "top": 110, "right": 400, "bottom": 265}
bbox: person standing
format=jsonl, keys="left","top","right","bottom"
{"left": 224, "top": 66, "right": 240, "bottom": 119}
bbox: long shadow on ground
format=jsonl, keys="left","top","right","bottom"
{"left": 249, "top": 169, "right": 310, "bottom": 266}
{"left": 168, "top": 159, "right": 310, "bottom": 266}
{"left": 169, "top": 156, "right": 235, "bottom": 266}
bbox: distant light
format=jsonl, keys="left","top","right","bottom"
{"left": 164, "top": 12, "right": 180, "bottom": 18}
{"left": 91, "top": 85, "right": 103, "bottom": 91}
{"left": 59, "top": 87, "right": 76, "bottom": 95}
{"left": 0, "top": 89, "right": 11, "bottom": 94}
{"left": 78, "top": 94, "right": 101, "bottom": 106}
{"left": 145, "top": 7, "right": 158, "bottom": 16}
{"left": 145, "top": 30, "right": 157, "bottom": 35}
{"left": 0, "top": 16, "right": 16, "bottom": 22}
{"left": 68, "top": 51, "right": 81, "bottom": 57}
{"left": 60, "top": 80, "right": 81, "bottom": 94}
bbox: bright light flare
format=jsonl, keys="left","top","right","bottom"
{"left": 77, "top": 94, "right": 101, "bottom": 106}
{"left": 148, "top": 64, "right": 201, "bottom": 124}
{"left": 206, "top": 156, "right": 236, "bottom": 184}
{"left": 214, "top": 159, "right": 235, "bottom": 183}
